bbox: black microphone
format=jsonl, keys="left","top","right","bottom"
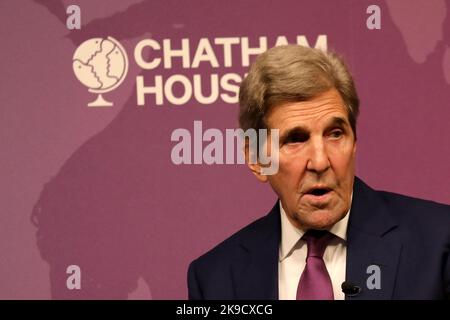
{"left": 341, "top": 281, "right": 362, "bottom": 297}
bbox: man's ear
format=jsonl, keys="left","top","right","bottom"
{"left": 244, "top": 142, "right": 268, "bottom": 183}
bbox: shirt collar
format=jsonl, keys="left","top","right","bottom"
{"left": 279, "top": 193, "right": 352, "bottom": 261}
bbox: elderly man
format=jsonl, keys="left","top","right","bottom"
{"left": 187, "top": 45, "right": 450, "bottom": 300}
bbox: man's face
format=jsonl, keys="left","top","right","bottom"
{"left": 258, "top": 89, "right": 356, "bottom": 230}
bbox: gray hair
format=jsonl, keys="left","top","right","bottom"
{"left": 238, "top": 45, "right": 359, "bottom": 139}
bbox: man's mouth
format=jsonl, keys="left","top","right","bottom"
{"left": 304, "top": 186, "right": 333, "bottom": 200}
{"left": 306, "top": 186, "right": 332, "bottom": 195}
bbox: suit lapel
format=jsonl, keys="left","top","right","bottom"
{"left": 234, "top": 202, "right": 280, "bottom": 299}
{"left": 345, "top": 177, "right": 402, "bottom": 299}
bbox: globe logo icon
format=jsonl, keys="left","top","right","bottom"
{"left": 72, "top": 36, "right": 128, "bottom": 107}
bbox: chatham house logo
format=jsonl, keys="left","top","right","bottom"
{"left": 72, "top": 36, "right": 128, "bottom": 107}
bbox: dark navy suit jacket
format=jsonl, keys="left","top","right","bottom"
{"left": 187, "top": 177, "right": 450, "bottom": 299}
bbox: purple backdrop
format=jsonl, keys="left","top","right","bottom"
{"left": 0, "top": 0, "right": 449, "bottom": 299}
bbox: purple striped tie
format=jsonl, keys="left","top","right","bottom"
{"left": 296, "top": 230, "right": 335, "bottom": 300}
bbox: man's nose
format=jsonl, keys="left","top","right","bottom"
{"left": 306, "top": 138, "right": 330, "bottom": 174}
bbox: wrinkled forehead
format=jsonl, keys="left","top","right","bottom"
{"left": 265, "top": 89, "right": 350, "bottom": 131}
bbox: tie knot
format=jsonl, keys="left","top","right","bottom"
{"left": 302, "top": 230, "right": 335, "bottom": 258}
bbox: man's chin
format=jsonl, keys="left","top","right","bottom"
{"left": 296, "top": 209, "right": 343, "bottom": 230}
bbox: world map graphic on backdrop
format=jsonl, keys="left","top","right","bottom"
{"left": 386, "top": 0, "right": 449, "bottom": 82}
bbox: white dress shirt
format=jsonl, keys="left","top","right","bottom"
{"left": 278, "top": 199, "right": 351, "bottom": 300}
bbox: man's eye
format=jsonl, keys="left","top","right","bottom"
{"left": 330, "top": 130, "right": 343, "bottom": 138}
{"left": 285, "top": 133, "right": 309, "bottom": 144}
